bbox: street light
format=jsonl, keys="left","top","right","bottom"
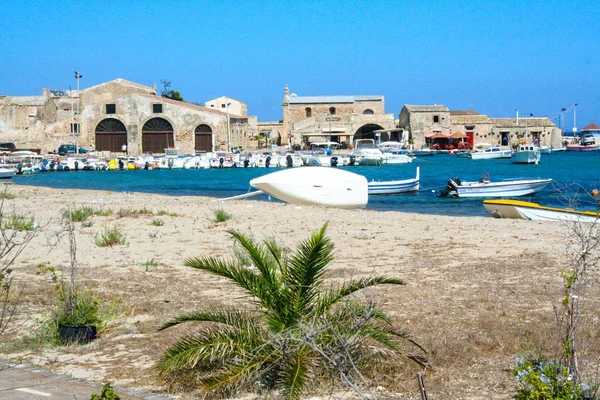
{"left": 74, "top": 71, "right": 82, "bottom": 154}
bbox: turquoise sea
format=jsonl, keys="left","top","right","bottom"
{"left": 12, "top": 151, "right": 600, "bottom": 217}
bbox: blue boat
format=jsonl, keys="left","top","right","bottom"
{"left": 368, "top": 167, "right": 420, "bottom": 195}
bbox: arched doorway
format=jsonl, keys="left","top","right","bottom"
{"left": 353, "top": 124, "right": 385, "bottom": 142}
{"left": 95, "top": 118, "right": 127, "bottom": 152}
{"left": 194, "top": 124, "right": 213, "bottom": 152}
{"left": 142, "top": 118, "right": 174, "bottom": 154}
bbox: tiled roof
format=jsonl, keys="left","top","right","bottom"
{"left": 6, "top": 96, "right": 47, "bottom": 106}
{"left": 582, "top": 122, "right": 600, "bottom": 131}
{"left": 85, "top": 78, "right": 155, "bottom": 94}
{"left": 450, "top": 110, "right": 479, "bottom": 115}
{"left": 289, "top": 95, "right": 383, "bottom": 104}
{"left": 489, "top": 117, "right": 556, "bottom": 128}
{"left": 451, "top": 114, "right": 492, "bottom": 124}
{"left": 403, "top": 104, "right": 449, "bottom": 112}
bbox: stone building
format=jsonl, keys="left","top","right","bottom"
{"left": 0, "top": 78, "right": 252, "bottom": 154}
{"left": 399, "top": 104, "right": 561, "bottom": 149}
{"left": 205, "top": 96, "right": 247, "bottom": 117}
{"left": 281, "top": 85, "right": 396, "bottom": 148}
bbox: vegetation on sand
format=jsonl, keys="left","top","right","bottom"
{"left": 158, "top": 223, "right": 425, "bottom": 399}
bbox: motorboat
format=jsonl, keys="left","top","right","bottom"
{"left": 410, "top": 148, "right": 435, "bottom": 157}
{"left": 512, "top": 144, "right": 541, "bottom": 164}
{"left": 210, "top": 152, "right": 236, "bottom": 168}
{"left": 469, "top": 146, "right": 512, "bottom": 160}
{"left": 351, "top": 139, "right": 385, "bottom": 166}
{"left": 0, "top": 167, "right": 16, "bottom": 179}
{"left": 437, "top": 172, "right": 552, "bottom": 198}
{"left": 368, "top": 167, "right": 420, "bottom": 195}
{"left": 277, "top": 153, "right": 303, "bottom": 168}
{"left": 483, "top": 199, "right": 600, "bottom": 223}
{"left": 566, "top": 144, "right": 599, "bottom": 151}
{"left": 309, "top": 142, "right": 342, "bottom": 167}
{"left": 249, "top": 167, "right": 368, "bottom": 209}
{"left": 539, "top": 146, "right": 566, "bottom": 154}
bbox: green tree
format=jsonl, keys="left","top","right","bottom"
{"left": 160, "top": 79, "right": 184, "bottom": 102}
{"left": 158, "top": 223, "right": 425, "bottom": 399}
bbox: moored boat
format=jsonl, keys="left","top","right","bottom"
{"left": 368, "top": 167, "right": 420, "bottom": 195}
{"left": 437, "top": 173, "right": 552, "bottom": 198}
{"left": 566, "top": 144, "right": 599, "bottom": 151}
{"left": 512, "top": 143, "right": 541, "bottom": 164}
{"left": 469, "top": 146, "right": 512, "bottom": 160}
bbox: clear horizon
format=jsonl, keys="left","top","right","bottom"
{"left": 1, "top": 0, "right": 598, "bottom": 130}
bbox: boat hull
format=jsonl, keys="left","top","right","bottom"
{"left": 456, "top": 179, "right": 552, "bottom": 198}
{"left": 368, "top": 167, "right": 420, "bottom": 195}
{"left": 512, "top": 150, "right": 540, "bottom": 164}
{"left": 566, "top": 145, "right": 599, "bottom": 151}
{"left": 484, "top": 199, "right": 600, "bottom": 222}
{"left": 250, "top": 167, "right": 368, "bottom": 209}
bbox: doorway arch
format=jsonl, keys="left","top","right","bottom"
{"left": 353, "top": 124, "right": 385, "bottom": 142}
{"left": 194, "top": 124, "right": 213, "bottom": 152}
{"left": 142, "top": 117, "right": 174, "bottom": 153}
{"left": 95, "top": 118, "right": 127, "bottom": 152}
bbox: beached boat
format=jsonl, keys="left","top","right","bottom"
{"left": 512, "top": 144, "right": 541, "bottom": 164}
{"left": 249, "top": 167, "right": 368, "bottom": 209}
{"left": 368, "top": 167, "right": 420, "bottom": 195}
{"left": 483, "top": 199, "right": 600, "bottom": 222}
{"left": 469, "top": 146, "right": 512, "bottom": 160}
{"left": 437, "top": 173, "right": 552, "bottom": 198}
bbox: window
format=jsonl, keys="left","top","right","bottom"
{"left": 433, "top": 115, "right": 439, "bottom": 123}
{"left": 70, "top": 123, "right": 80, "bottom": 133}
{"left": 363, "top": 109, "right": 374, "bottom": 114}
{"left": 221, "top": 104, "right": 226, "bottom": 108}
{"left": 106, "top": 104, "right": 116, "bottom": 114}
{"left": 329, "top": 107, "right": 336, "bottom": 115}
{"left": 306, "top": 107, "right": 312, "bottom": 118}
{"left": 152, "top": 104, "right": 163, "bottom": 113}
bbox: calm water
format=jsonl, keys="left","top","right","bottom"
{"left": 12, "top": 151, "right": 600, "bottom": 217}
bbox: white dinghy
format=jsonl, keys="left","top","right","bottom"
{"left": 229, "top": 167, "right": 368, "bottom": 209}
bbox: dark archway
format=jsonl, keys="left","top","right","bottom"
{"left": 195, "top": 124, "right": 213, "bottom": 152}
{"left": 95, "top": 118, "right": 127, "bottom": 152}
{"left": 142, "top": 117, "right": 174, "bottom": 153}
{"left": 353, "top": 124, "right": 385, "bottom": 142}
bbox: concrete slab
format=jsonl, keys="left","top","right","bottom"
{"left": 0, "top": 360, "right": 174, "bottom": 399}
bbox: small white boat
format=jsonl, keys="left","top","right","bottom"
{"left": 512, "top": 144, "right": 541, "bottom": 164}
{"left": 277, "top": 153, "right": 303, "bottom": 168}
{"left": 483, "top": 199, "right": 600, "bottom": 223}
{"left": 438, "top": 172, "right": 552, "bottom": 198}
{"left": 0, "top": 167, "right": 16, "bottom": 179}
{"left": 249, "top": 167, "right": 368, "bottom": 209}
{"left": 351, "top": 139, "right": 385, "bottom": 166}
{"left": 469, "top": 146, "right": 512, "bottom": 160}
{"left": 368, "top": 167, "right": 420, "bottom": 195}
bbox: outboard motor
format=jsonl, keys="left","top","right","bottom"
{"left": 265, "top": 155, "right": 271, "bottom": 168}
{"left": 49, "top": 161, "right": 56, "bottom": 171}
{"left": 286, "top": 154, "right": 293, "bottom": 168}
{"left": 219, "top": 157, "right": 224, "bottom": 168}
{"left": 16, "top": 162, "right": 22, "bottom": 175}
{"left": 74, "top": 160, "right": 79, "bottom": 171}
{"left": 144, "top": 161, "right": 149, "bottom": 170}
{"left": 348, "top": 155, "right": 356, "bottom": 166}
{"left": 243, "top": 159, "right": 250, "bottom": 168}
{"left": 330, "top": 156, "right": 338, "bottom": 167}
{"left": 437, "top": 177, "right": 461, "bottom": 197}
{"left": 118, "top": 159, "right": 124, "bottom": 170}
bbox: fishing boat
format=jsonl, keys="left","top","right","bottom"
{"left": 483, "top": 199, "right": 600, "bottom": 222}
{"left": 368, "top": 167, "right": 420, "bottom": 195}
{"left": 469, "top": 146, "right": 512, "bottom": 160}
{"left": 437, "top": 172, "right": 552, "bottom": 198}
{"left": 0, "top": 167, "right": 16, "bottom": 179}
{"left": 512, "top": 143, "right": 541, "bottom": 164}
{"left": 249, "top": 167, "right": 368, "bottom": 209}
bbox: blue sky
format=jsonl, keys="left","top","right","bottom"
{"left": 1, "top": 0, "right": 598, "bottom": 130}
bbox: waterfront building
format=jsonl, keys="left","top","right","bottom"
{"left": 281, "top": 85, "right": 396, "bottom": 148}
{"left": 0, "top": 79, "right": 252, "bottom": 155}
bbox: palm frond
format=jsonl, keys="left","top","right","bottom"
{"left": 279, "top": 350, "right": 311, "bottom": 400}
{"left": 314, "top": 276, "right": 405, "bottom": 316}
{"left": 227, "top": 230, "right": 280, "bottom": 289}
{"left": 158, "top": 309, "right": 260, "bottom": 332}
{"left": 285, "top": 223, "right": 334, "bottom": 316}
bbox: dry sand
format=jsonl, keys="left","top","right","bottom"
{"left": 0, "top": 183, "right": 596, "bottom": 399}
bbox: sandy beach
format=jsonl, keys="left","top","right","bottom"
{"left": 0, "top": 183, "right": 596, "bottom": 399}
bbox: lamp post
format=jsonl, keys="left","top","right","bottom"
{"left": 573, "top": 103, "right": 578, "bottom": 135}
{"left": 74, "top": 71, "right": 82, "bottom": 154}
{"left": 226, "top": 99, "right": 231, "bottom": 152}
{"left": 561, "top": 107, "right": 566, "bottom": 133}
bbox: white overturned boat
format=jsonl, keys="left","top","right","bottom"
{"left": 219, "top": 167, "right": 368, "bottom": 209}
{"left": 368, "top": 167, "right": 420, "bottom": 195}
{"left": 438, "top": 172, "right": 552, "bottom": 198}
{"left": 483, "top": 199, "right": 600, "bottom": 223}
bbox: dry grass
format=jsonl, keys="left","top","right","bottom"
{"left": 1, "top": 186, "right": 599, "bottom": 399}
